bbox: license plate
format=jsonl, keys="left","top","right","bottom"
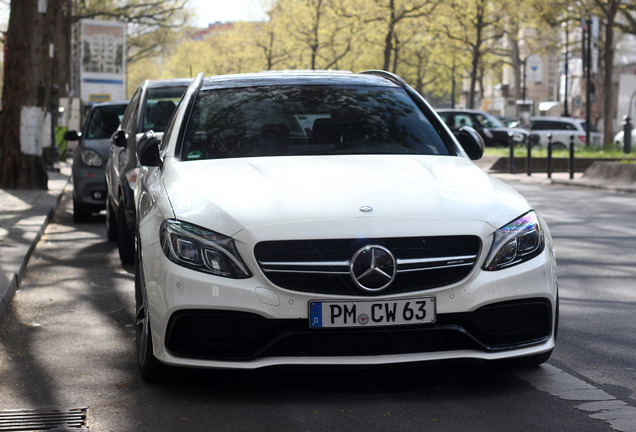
{"left": 309, "top": 297, "right": 436, "bottom": 329}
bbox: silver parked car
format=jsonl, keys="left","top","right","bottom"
{"left": 65, "top": 101, "right": 128, "bottom": 222}
{"left": 105, "top": 78, "right": 190, "bottom": 263}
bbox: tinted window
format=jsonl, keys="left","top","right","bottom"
{"left": 181, "top": 85, "right": 449, "bottom": 160}
{"left": 143, "top": 86, "right": 188, "bottom": 133}
{"left": 475, "top": 112, "right": 504, "bottom": 128}
{"left": 85, "top": 104, "right": 127, "bottom": 139}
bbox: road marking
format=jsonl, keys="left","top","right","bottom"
{"left": 516, "top": 364, "right": 636, "bottom": 431}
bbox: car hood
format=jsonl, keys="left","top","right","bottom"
{"left": 161, "top": 155, "right": 530, "bottom": 238}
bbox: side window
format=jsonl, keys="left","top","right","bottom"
{"left": 455, "top": 115, "right": 472, "bottom": 128}
{"left": 159, "top": 99, "right": 182, "bottom": 156}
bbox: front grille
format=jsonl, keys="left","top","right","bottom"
{"left": 254, "top": 236, "right": 481, "bottom": 295}
{"left": 165, "top": 299, "right": 553, "bottom": 361}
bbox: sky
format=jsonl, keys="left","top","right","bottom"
{"left": 0, "top": 1, "right": 266, "bottom": 30}
{"left": 189, "top": 0, "right": 267, "bottom": 26}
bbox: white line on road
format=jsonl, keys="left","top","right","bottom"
{"left": 516, "top": 364, "right": 636, "bottom": 431}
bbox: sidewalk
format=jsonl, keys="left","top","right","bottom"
{"left": 0, "top": 161, "right": 634, "bottom": 322}
{"left": 0, "top": 162, "right": 71, "bottom": 321}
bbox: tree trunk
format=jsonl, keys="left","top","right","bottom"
{"left": 382, "top": 0, "right": 396, "bottom": 71}
{"left": 0, "top": 0, "right": 65, "bottom": 189}
{"left": 602, "top": 0, "right": 619, "bottom": 147}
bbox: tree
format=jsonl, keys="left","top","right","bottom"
{"left": 590, "top": 0, "right": 621, "bottom": 146}
{"left": 438, "top": 0, "right": 505, "bottom": 109}
{"left": 0, "top": 0, "right": 67, "bottom": 189}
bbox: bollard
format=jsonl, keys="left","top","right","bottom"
{"left": 624, "top": 115, "right": 632, "bottom": 154}
{"left": 547, "top": 135, "right": 552, "bottom": 179}
{"left": 527, "top": 133, "right": 532, "bottom": 176}
{"left": 509, "top": 134, "right": 515, "bottom": 174}
{"left": 569, "top": 135, "right": 575, "bottom": 179}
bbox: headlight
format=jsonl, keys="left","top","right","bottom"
{"left": 80, "top": 148, "right": 104, "bottom": 167}
{"left": 160, "top": 219, "right": 251, "bottom": 278}
{"left": 509, "top": 132, "right": 526, "bottom": 143}
{"left": 483, "top": 211, "right": 545, "bottom": 271}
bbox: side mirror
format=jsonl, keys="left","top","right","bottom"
{"left": 110, "top": 129, "right": 127, "bottom": 148}
{"left": 457, "top": 126, "right": 485, "bottom": 160}
{"left": 63, "top": 130, "right": 80, "bottom": 141}
{"left": 137, "top": 131, "right": 162, "bottom": 167}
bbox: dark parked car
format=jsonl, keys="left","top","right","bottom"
{"left": 65, "top": 101, "right": 128, "bottom": 222}
{"left": 105, "top": 78, "right": 190, "bottom": 263}
{"left": 437, "top": 109, "right": 528, "bottom": 147}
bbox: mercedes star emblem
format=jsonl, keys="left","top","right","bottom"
{"left": 350, "top": 245, "right": 397, "bottom": 292}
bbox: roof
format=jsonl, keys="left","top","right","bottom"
{"left": 200, "top": 70, "right": 402, "bottom": 89}
{"left": 143, "top": 78, "right": 192, "bottom": 88}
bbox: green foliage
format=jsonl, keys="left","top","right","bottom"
{"left": 127, "top": 0, "right": 593, "bottom": 109}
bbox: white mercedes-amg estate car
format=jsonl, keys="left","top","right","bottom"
{"left": 133, "top": 70, "right": 558, "bottom": 380}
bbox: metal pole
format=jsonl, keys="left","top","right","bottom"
{"left": 585, "top": 16, "right": 592, "bottom": 147}
{"left": 527, "top": 134, "right": 533, "bottom": 176}
{"left": 624, "top": 116, "right": 632, "bottom": 154}
{"left": 509, "top": 135, "right": 515, "bottom": 174}
{"left": 547, "top": 136, "right": 552, "bottom": 179}
{"left": 569, "top": 135, "right": 575, "bottom": 180}
{"left": 563, "top": 22, "right": 570, "bottom": 117}
{"left": 451, "top": 59, "right": 456, "bottom": 109}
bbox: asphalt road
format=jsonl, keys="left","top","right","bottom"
{"left": 502, "top": 178, "right": 636, "bottom": 407}
{"left": 0, "top": 179, "right": 634, "bottom": 431}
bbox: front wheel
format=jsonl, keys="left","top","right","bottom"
{"left": 508, "top": 349, "right": 553, "bottom": 367}
{"left": 117, "top": 199, "right": 135, "bottom": 264}
{"left": 106, "top": 199, "right": 117, "bottom": 242}
{"left": 135, "top": 244, "right": 165, "bottom": 381}
{"left": 72, "top": 197, "right": 90, "bottom": 223}
{"left": 551, "top": 142, "right": 567, "bottom": 151}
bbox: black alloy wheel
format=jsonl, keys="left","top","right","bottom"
{"left": 135, "top": 238, "right": 165, "bottom": 381}
{"left": 106, "top": 199, "right": 117, "bottom": 242}
{"left": 117, "top": 198, "right": 135, "bottom": 264}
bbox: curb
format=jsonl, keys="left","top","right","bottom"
{"left": 0, "top": 165, "right": 71, "bottom": 322}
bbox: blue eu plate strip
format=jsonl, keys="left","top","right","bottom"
{"left": 309, "top": 302, "right": 322, "bottom": 328}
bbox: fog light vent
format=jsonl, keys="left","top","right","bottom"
{"left": 0, "top": 407, "right": 89, "bottom": 431}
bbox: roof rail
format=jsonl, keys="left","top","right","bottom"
{"left": 359, "top": 70, "right": 409, "bottom": 90}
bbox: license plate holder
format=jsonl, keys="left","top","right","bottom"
{"left": 309, "top": 296, "right": 436, "bottom": 329}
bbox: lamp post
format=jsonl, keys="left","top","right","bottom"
{"left": 562, "top": 21, "right": 570, "bottom": 117}
{"left": 585, "top": 15, "right": 592, "bottom": 147}
{"left": 451, "top": 59, "right": 456, "bottom": 109}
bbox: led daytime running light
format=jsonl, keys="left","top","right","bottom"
{"left": 484, "top": 212, "right": 544, "bottom": 271}
{"left": 160, "top": 219, "right": 251, "bottom": 278}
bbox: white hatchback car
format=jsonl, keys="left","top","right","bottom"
{"left": 133, "top": 71, "right": 558, "bottom": 380}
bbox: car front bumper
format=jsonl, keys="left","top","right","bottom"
{"left": 141, "top": 236, "right": 557, "bottom": 369}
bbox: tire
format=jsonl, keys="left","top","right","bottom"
{"left": 117, "top": 199, "right": 135, "bottom": 264}
{"left": 135, "top": 243, "right": 165, "bottom": 382}
{"left": 509, "top": 349, "right": 554, "bottom": 367}
{"left": 106, "top": 199, "right": 118, "bottom": 242}
{"left": 72, "top": 197, "right": 90, "bottom": 223}
{"left": 551, "top": 142, "right": 567, "bottom": 151}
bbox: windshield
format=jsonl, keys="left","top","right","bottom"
{"left": 180, "top": 85, "right": 450, "bottom": 160}
{"left": 85, "top": 104, "right": 127, "bottom": 139}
